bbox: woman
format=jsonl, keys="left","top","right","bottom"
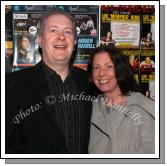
{"left": 141, "top": 32, "right": 154, "bottom": 48}
{"left": 100, "top": 31, "right": 117, "bottom": 46}
{"left": 88, "top": 45, "right": 155, "bottom": 154}
{"left": 17, "top": 36, "right": 33, "bottom": 64}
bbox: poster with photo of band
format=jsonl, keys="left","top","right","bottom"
{"left": 71, "top": 7, "right": 99, "bottom": 70}
{"left": 74, "top": 14, "right": 98, "bottom": 36}
{"left": 100, "top": 5, "right": 141, "bottom": 49}
{"left": 140, "top": 49, "right": 155, "bottom": 83}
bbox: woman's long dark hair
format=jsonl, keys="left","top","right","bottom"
{"left": 87, "top": 45, "right": 139, "bottom": 96}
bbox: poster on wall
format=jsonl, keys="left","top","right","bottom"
{"left": 122, "top": 49, "right": 140, "bottom": 82}
{"left": 5, "top": 5, "right": 13, "bottom": 73}
{"left": 13, "top": 35, "right": 41, "bottom": 66}
{"left": 73, "top": 36, "right": 98, "bottom": 70}
{"left": 140, "top": 12, "right": 155, "bottom": 49}
{"left": 5, "top": 41, "right": 13, "bottom": 73}
{"left": 13, "top": 13, "right": 42, "bottom": 36}
{"left": 12, "top": 6, "right": 45, "bottom": 67}
{"left": 71, "top": 6, "right": 99, "bottom": 70}
{"left": 140, "top": 49, "right": 155, "bottom": 83}
{"left": 12, "top": 5, "right": 99, "bottom": 69}
{"left": 100, "top": 5, "right": 140, "bottom": 49}
{"left": 140, "top": 5, "right": 155, "bottom": 49}
{"left": 74, "top": 14, "right": 98, "bottom": 36}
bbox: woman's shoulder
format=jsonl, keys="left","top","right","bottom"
{"left": 126, "top": 92, "right": 155, "bottom": 118}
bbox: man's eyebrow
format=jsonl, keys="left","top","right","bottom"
{"left": 49, "top": 26, "right": 73, "bottom": 29}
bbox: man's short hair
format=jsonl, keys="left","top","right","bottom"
{"left": 38, "top": 9, "right": 77, "bottom": 39}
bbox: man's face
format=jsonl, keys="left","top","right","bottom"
{"left": 38, "top": 14, "right": 76, "bottom": 65}
{"left": 145, "top": 57, "right": 151, "bottom": 63}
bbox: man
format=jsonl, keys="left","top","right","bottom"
{"left": 5, "top": 10, "right": 92, "bottom": 154}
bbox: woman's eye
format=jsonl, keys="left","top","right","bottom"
{"left": 106, "top": 64, "right": 114, "bottom": 69}
{"left": 93, "top": 66, "right": 99, "bottom": 70}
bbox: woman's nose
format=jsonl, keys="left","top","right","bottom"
{"left": 99, "top": 68, "right": 105, "bottom": 77}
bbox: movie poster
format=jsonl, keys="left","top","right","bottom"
{"left": 140, "top": 50, "right": 155, "bottom": 83}
{"left": 122, "top": 49, "right": 140, "bottom": 82}
{"left": 100, "top": 5, "right": 140, "bottom": 49}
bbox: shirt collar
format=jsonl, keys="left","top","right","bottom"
{"left": 41, "top": 60, "right": 74, "bottom": 80}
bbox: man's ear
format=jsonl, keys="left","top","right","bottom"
{"left": 75, "top": 39, "right": 77, "bottom": 45}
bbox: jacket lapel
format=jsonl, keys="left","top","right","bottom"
{"left": 91, "top": 98, "right": 125, "bottom": 139}
{"left": 25, "top": 62, "right": 59, "bottom": 128}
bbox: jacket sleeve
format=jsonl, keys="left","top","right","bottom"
{"left": 137, "top": 96, "right": 155, "bottom": 154}
{"left": 139, "top": 113, "right": 155, "bottom": 153}
{"left": 5, "top": 75, "right": 21, "bottom": 153}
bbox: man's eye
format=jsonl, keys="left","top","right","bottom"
{"left": 64, "top": 30, "right": 73, "bottom": 35}
{"left": 51, "top": 29, "right": 57, "bottom": 33}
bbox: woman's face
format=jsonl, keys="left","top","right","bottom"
{"left": 20, "top": 37, "right": 30, "bottom": 51}
{"left": 147, "top": 32, "right": 152, "bottom": 39}
{"left": 107, "top": 32, "right": 112, "bottom": 38}
{"left": 92, "top": 52, "right": 120, "bottom": 95}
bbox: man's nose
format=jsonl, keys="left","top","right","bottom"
{"left": 57, "top": 32, "right": 65, "bottom": 40}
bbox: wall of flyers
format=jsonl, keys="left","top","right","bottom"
{"left": 9, "top": 5, "right": 99, "bottom": 70}
{"left": 100, "top": 5, "right": 155, "bottom": 84}
{"left": 5, "top": 5, "right": 155, "bottom": 96}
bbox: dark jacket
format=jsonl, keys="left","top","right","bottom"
{"left": 5, "top": 61, "right": 92, "bottom": 154}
